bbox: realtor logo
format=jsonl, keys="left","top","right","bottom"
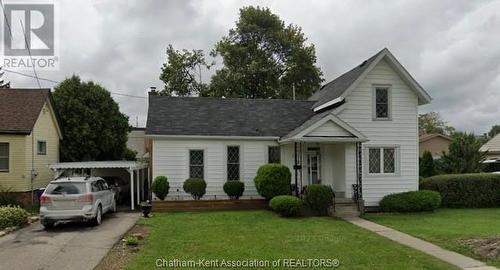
{"left": 2, "top": 2, "right": 58, "bottom": 70}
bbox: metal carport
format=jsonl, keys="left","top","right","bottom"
{"left": 49, "top": 161, "right": 149, "bottom": 210}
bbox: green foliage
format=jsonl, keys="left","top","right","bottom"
{"left": 223, "top": 181, "right": 245, "bottom": 199}
{"left": 152, "top": 176, "right": 170, "bottom": 200}
{"left": 123, "top": 148, "right": 137, "bottom": 161}
{"left": 0, "top": 186, "right": 19, "bottom": 207}
{"left": 183, "top": 178, "right": 207, "bottom": 200}
{"left": 303, "top": 184, "right": 334, "bottom": 215}
{"left": 254, "top": 164, "right": 291, "bottom": 200}
{"left": 269, "top": 195, "right": 302, "bottom": 217}
{"left": 420, "top": 151, "right": 436, "bottom": 178}
{"left": 159, "top": 45, "right": 212, "bottom": 96}
{"left": 488, "top": 124, "right": 500, "bottom": 139}
{"left": 0, "top": 206, "right": 29, "bottom": 230}
{"left": 439, "top": 132, "right": 486, "bottom": 174}
{"left": 420, "top": 173, "right": 500, "bottom": 208}
{"left": 205, "top": 6, "right": 323, "bottom": 99}
{"left": 126, "top": 236, "right": 139, "bottom": 246}
{"left": 380, "top": 191, "right": 441, "bottom": 212}
{"left": 418, "top": 112, "right": 455, "bottom": 136}
{"left": 53, "top": 75, "right": 131, "bottom": 161}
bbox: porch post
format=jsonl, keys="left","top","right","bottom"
{"left": 129, "top": 169, "right": 135, "bottom": 210}
{"left": 294, "top": 142, "right": 299, "bottom": 196}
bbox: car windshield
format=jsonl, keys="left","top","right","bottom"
{"left": 45, "top": 182, "right": 86, "bottom": 195}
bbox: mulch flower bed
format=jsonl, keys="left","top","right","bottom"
{"left": 94, "top": 224, "right": 150, "bottom": 270}
{"left": 461, "top": 237, "right": 500, "bottom": 259}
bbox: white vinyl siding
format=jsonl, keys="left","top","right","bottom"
{"left": 152, "top": 139, "right": 278, "bottom": 199}
{"left": 338, "top": 59, "right": 419, "bottom": 206}
{"left": 306, "top": 120, "right": 353, "bottom": 137}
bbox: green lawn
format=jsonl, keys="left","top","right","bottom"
{"left": 127, "top": 210, "right": 456, "bottom": 269}
{"left": 364, "top": 208, "right": 500, "bottom": 268}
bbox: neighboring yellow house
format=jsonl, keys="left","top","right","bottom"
{"left": 0, "top": 89, "right": 62, "bottom": 204}
{"left": 419, "top": 133, "right": 452, "bottom": 158}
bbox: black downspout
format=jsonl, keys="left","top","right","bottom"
{"left": 294, "top": 142, "right": 299, "bottom": 197}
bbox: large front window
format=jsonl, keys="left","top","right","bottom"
{"left": 227, "top": 146, "right": 240, "bottom": 181}
{"left": 268, "top": 146, "right": 280, "bottom": 164}
{"left": 0, "top": 143, "right": 8, "bottom": 171}
{"left": 189, "top": 150, "right": 204, "bottom": 179}
{"left": 368, "top": 147, "right": 396, "bottom": 174}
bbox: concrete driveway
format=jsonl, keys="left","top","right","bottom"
{"left": 0, "top": 212, "right": 140, "bottom": 270}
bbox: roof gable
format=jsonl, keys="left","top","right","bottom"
{"left": 280, "top": 111, "right": 368, "bottom": 142}
{"left": 310, "top": 48, "right": 432, "bottom": 111}
{"left": 0, "top": 88, "right": 55, "bottom": 134}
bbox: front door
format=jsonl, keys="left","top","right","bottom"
{"left": 307, "top": 149, "right": 321, "bottom": 185}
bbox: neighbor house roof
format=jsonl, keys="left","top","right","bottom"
{"left": 309, "top": 48, "right": 432, "bottom": 111}
{"left": 419, "top": 133, "right": 452, "bottom": 143}
{"left": 0, "top": 88, "right": 57, "bottom": 134}
{"left": 480, "top": 133, "right": 500, "bottom": 153}
{"left": 146, "top": 96, "right": 316, "bottom": 137}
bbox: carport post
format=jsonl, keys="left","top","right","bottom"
{"left": 136, "top": 169, "right": 140, "bottom": 205}
{"left": 129, "top": 169, "right": 135, "bottom": 210}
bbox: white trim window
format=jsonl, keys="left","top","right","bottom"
{"left": 227, "top": 146, "right": 240, "bottom": 181}
{"left": 189, "top": 150, "right": 204, "bottom": 179}
{"left": 37, "top": 141, "right": 47, "bottom": 155}
{"left": 373, "top": 86, "right": 391, "bottom": 120}
{"left": 368, "top": 147, "right": 397, "bottom": 174}
{"left": 0, "top": 143, "right": 8, "bottom": 172}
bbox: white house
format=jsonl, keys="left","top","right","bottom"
{"left": 146, "top": 48, "right": 431, "bottom": 208}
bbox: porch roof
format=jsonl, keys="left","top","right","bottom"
{"left": 279, "top": 110, "right": 368, "bottom": 143}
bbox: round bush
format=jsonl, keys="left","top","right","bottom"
{"left": 269, "top": 195, "right": 302, "bottom": 217}
{"left": 223, "top": 181, "right": 245, "bottom": 199}
{"left": 183, "top": 178, "right": 207, "bottom": 200}
{"left": 380, "top": 190, "right": 441, "bottom": 212}
{"left": 253, "top": 164, "right": 291, "bottom": 200}
{"left": 303, "top": 184, "right": 334, "bottom": 215}
{"left": 0, "top": 206, "right": 29, "bottom": 230}
{"left": 152, "top": 176, "right": 170, "bottom": 200}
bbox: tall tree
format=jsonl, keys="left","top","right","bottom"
{"left": 488, "top": 124, "right": 500, "bottom": 139}
{"left": 418, "top": 112, "right": 455, "bottom": 136}
{"left": 439, "top": 132, "right": 486, "bottom": 174}
{"left": 205, "top": 6, "right": 323, "bottom": 99}
{"left": 159, "top": 45, "right": 211, "bottom": 96}
{"left": 53, "top": 75, "right": 133, "bottom": 161}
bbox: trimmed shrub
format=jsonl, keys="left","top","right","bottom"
{"left": 254, "top": 164, "right": 291, "bottom": 200}
{"left": 223, "top": 181, "right": 245, "bottom": 199}
{"left": 269, "top": 195, "right": 302, "bottom": 217}
{"left": 152, "top": 176, "right": 169, "bottom": 200}
{"left": 380, "top": 190, "right": 441, "bottom": 212}
{"left": 420, "top": 151, "right": 436, "bottom": 178}
{"left": 183, "top": 178, "right": 207, "bottom": 200}
{"left": 0, "top": 206, "right": 29, "bottom": 230}
{"left": 420, "top": 173, "right": 500, "bottom": 208}
{"left": 303, "top": 184, "right": 334, "bottom": 215}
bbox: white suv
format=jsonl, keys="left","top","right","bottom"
{"left": 39, "top": 176, "right": 116, "bottom": 229}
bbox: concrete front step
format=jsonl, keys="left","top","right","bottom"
{"left": 332, "top": 198, "right": 362, "bottom": 218}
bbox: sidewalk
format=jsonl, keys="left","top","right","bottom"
{"left": 344, "top": 217, "right": 498, "bottom": 270}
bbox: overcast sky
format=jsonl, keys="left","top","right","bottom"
{"left": 5, "top": 0, "right": 500, "bottom": 134}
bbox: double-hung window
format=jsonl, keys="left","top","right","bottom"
{"left": 374, "top": 87, "right": 391, "bottom": 120}
{"left": 268, "top": 146, "right": 280, "bottom": 164}
{"left": 37, "top": 141, "right": 47, "bottom": 155}
{"left": 368, "top": 147, "right": 397, "bottom": 174}
{"left": 189, "top": 150, "right": 204, "bottom": 179}
{"left": 227, "top": 146, "right": 240, "bottom": 181}
{"left": 0, "top": 143, "right": 8, "bottom": 172}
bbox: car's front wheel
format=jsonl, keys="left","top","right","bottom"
{"left": 92, "top": 205, "right": 102, "bottom": 226}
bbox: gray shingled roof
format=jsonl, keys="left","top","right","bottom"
{"left": 308, "top": 49, "right": 383, "bottom": 109}
{"left": 146, "top": 96, "right": 316, "bottom": 137}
